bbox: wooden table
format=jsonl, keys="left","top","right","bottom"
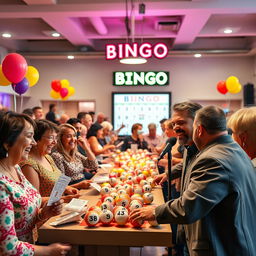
{"left": 38, "top": 170, "right": 172, "bottom": 256}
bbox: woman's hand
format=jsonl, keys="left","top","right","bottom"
{"left": 76, "top": 180, "right": 92, "bottom": 189}
{"left": 40, "top": 199, "right": 64, "bottom": 220}
{"left": 61, "top": 194, "right": 80, "bottom": 203}
{"left": 77, "top": 136, "right": 90, "bottom": 150}
{"left": 64, "top": 186, "right": 79, "bottom": 195}
{"left": 46, "top": 243, "right": 71, "bottom": 256}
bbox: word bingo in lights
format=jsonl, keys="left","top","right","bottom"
{"left": 106, "top": 43, "right": 168, "bottom": 60}
{"left": 113, "top": 71, "right": 169, "bottom": 86}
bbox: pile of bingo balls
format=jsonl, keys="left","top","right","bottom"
{"left": 84, "top": 149, "right": 159, "bottom": 228}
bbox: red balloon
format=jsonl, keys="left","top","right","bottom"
{"left": 51, "top": 80, "right": 61, "bottom": 92}
{"left": 60, "top": 87, "right": 68, "bottom": 98}
{"left": 2, "top": 53, "right": 28, "bottom": 83}
{"left": 217, "top": 81, "right": 228, "bottom": 94}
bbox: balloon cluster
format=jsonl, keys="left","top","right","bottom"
{"left": 50, "top": 79, "right": 75, "bottom": 100}
{"left": 0, "top": 53, "right": 39, "bottom": 95}
{"left": 216, "top": 76, "right": 241, "bottom": 95}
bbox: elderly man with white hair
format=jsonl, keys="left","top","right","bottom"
{"left": 143, "top": 123, "right": 161, "bottom": 152}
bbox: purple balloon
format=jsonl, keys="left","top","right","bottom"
{"left": 12, "top": 77, "right": 29, "bottom": 95}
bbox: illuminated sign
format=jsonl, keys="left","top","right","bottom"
{"left": 106, "top": 42, "right": 168, "bottom": 60}
{"left": 113, "top": 71, "right": 169, "bottom": 86}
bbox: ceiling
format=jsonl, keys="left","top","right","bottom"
{"left": 0, "top": 0, "right": 256, "bottom": 58}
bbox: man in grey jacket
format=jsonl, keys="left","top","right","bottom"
{"left": 130, "top": 106, "right": 256, "bottom": 256}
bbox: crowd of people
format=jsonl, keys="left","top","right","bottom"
{"left": 0, "top": 102, "right": 256, "bottom": 256}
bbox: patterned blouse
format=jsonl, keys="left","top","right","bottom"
{"left": 19, "top": 155, "right": 62, "bottom": 197}
{"left": 0, "top": 166, "right": 41, "bottom": 256}
{"left": 51, "top": 151, "right": 98, "bottom": 183}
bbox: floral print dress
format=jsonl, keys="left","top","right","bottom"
{"left": 0, "top": 166, "right": 41, "bottom": 256}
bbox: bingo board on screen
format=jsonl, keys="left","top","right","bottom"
{"left": 112, "top": 92, "right": 171, "bottom": 136}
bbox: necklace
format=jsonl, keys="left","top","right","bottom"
{"left": 0, "top": 161, "right": 19, "bottom": 182}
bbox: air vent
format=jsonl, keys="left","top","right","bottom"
{"left": 155, "top": 18, "right": 181, "bottom": 32}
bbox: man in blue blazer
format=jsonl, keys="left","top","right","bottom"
{"left": 130, "top": 105, "right": 256, "bottom": 256}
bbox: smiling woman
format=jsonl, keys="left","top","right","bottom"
{"left": 0, "top": 112, "right": 70, "bottom": 256}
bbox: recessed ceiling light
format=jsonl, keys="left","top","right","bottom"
{"left": 194, "top": 53, "right": 202, "bottom": 58}
{"left": 223, "top": 28, "right": 233, "bottom": 34}
{"left": 67, "top": 55, "right": 75, "bottom": 59}
{"left": 51, "top": 32, "right": 60, "bottom": 37}
{"left": 2, "top": 33, "right": 12, "bottom": 38}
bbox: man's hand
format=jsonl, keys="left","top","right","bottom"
{"left": 129, "top": 206, "right": 157, "bottom": 222}
{"left": 153, "top": 173, "right": 167, "bottom": 185}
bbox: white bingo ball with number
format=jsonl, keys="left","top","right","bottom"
{"left": 101, "top": 201, "right": 113, "bottom": 212}
{"left": 129, "top": 200, "right": 142, "bottom": 211}
{"left": 100, "top": 210, "right": 113, "bottom": 225}
{"left": 109, "top": 177, "right": 118, "bottom": 187}
{"left": 142, "top": 184, "right": 152, "bottom": 193}
{"left": 100, "top": 186, "right": 111, "bottom": 196}
{"left": 115, "top": 209, "right": 129, "bottom": 225}
{"left": 143, "top": 192, "right": 154, "bottom": 204}
{"left": 84, "top": 211, "right": 100, "bottom": 227}
{"left": 104, "top": 196, "right": 115, "bottom": 205}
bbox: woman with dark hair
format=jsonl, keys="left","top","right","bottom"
{"left": 87, "top": 123, "right": 115, "bottom": 161}
{"left": 0, "top": 112, "right": 70, "bottom": 256}
{"left": 51, "top": 124, "right": 98, "bottom": 184}
{"left": 20, "top": 120, "right": 84, "bottom": 202}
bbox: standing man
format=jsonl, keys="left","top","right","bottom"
{"left": 130, "top": 106, "right": 256, "bottom": 256}
{"left": 46, "top": 104, "right": 59, "bottom": 124}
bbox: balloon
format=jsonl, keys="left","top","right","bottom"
{"left": 50, "top": 90, "right": 60, "bottom": 99}
{"left": 229, "top": 83, "right": 242, "bottom": 94}
{"left": 61, "top": 95, "right": 69, "bottom": 101}
{"left": 2, "top": 53, "right": 28, "bottom": 83}
{"left": 226, "top": 76, "right": 240, "bottom": 93}
{"left": 61, "top": 79, "right": 70, "bottom": 89}
{"left": 12, "top": 78, "right": 29, "bottom": 95}
{"left": 60, "top": 88, "right": 68, "bottom": 98}
{"left": 26, "top": 66, "right": 39, "bottom": 87}
{"left": 216, "top": 81, "right": 228, "bottom": 94}
{"left": 51, "top": 80, "right": 61, "bottom": 92}
{"left": 0, "top": 65, "right": 11, "bottom": 86}
{"left": 68, "top": 86, "right": 75, "bottom": 97}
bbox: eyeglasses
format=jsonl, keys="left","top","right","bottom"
{"left": 42, "top": 135, "right": 58, "bottom": 142}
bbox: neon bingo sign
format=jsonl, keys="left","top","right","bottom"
{"left": 106, "top": 42, "right": 168, "bottom": 60}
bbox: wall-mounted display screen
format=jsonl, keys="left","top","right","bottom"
{"left": 112, "top": 92, "right": 171, "bottom": 136}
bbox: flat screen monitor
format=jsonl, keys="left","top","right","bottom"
{"left": 112, "top": 92, "right": 171, "bottom": 136}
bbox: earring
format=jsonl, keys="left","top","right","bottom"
{"left": 5, "top": 151, "right": 8, "bottom": 158}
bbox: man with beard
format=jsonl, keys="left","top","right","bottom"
{"left": 130, "top": 106, "right": 256, "bottom": 256}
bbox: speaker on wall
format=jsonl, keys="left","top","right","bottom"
{"left": 243, "top": 83, "right": 255, "bottom": 106}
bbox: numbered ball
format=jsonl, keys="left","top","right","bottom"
{"left": 88, "top": 206, "right": 101, "bottom": 215}
{"left": 84, "top": 211, "right": 100, "bottom": 227}
{"left": 143, "top": 193, "right": 154, "bottom": 204}
{"left": 100, "top": 186, "right": 111, "bottom": 196}
{"left": 103, "top": 196, "right": 115, "bottom": 205}
{"left": 115, "top": 209, "right": 129, "bottom": 225}
{"left": 109, "top": 177, "right": 118, "bottom": 187}
{"left": 142, "top": 184, "right": 152, "bottom": 193}
{"left": 129, "top": 200, "right": 142, "bottom": 211}
{"left": 101, "top": 201, "right": 113, "bottom": 212}
{"left": 115, "top": 197, "right": 130, "bottom": 208}
{"left": 130, "top": 218, "right": 144, "bottom": 228}
{"left": 100, "top": 210, "right": 113, "bottom": 225}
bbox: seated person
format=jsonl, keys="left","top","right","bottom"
{"left": 51, "top": 124, "right": 98, "bottom": 185}
{"left": 143, "top": 123, "right": 161, "bottom": 152}
{"left": 20, "top": 120, "right": 89, "bottom": 203}
{"left": 100, "top": 121, "right": 118, "bottom": 146}
{"left": 121, "top": 123, "right": 148, "bottom": 151}
{"left": 0, "top": 112, "right": 69, "bottom": 255}
{"left": 87, "top": 123, "right": 116, "bottom": 162}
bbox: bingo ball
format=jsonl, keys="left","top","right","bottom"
{"left": 142, "top": 184, "right": 152, "bottom": 193}
{"left": 104, "top": 196, "right": 115, "bottom": 205}
{"left": 131, "top": 194, "right": 144, "bottom": 204}
{"left": 101, "top": 182, "right": 111, "bottom": 188}
{"left": 129, "top": 200, "right": 142, "bottom": 211}
{"left": 110, "top": 192, "right": 119, "bottom": 200}
{"left": 88, "top": 206, "right": 101, "bottom": 215}
{"left": 133, "top": 186, "right": 143, "bottom": 196}
{"left": 115, "top": 209, "right": 129, "bottom": 225}
{"left": 100, "top": 210, "right": 113, "bottom": 225}
{"left": 101, "top": 201, "right": 113, "bottom": 212}
{"left": 130, "top": 218, "right": 144, "bottom": 228}
{"left": 84, "top": 211, "right": 100, "bottom": 227}
{"left": 140, "top": 180, "right": 149, "bottom": 186}
{"left": 117, "top": 189, "right": 127, "bottom": 195}
{"left": 113, "top": 206, "right": 128, "bottom": 215}
{"left": 100, "top": 186, "right": 111, "bottom": 196}
{"left": 143, "top": 193, "right": 154, "bottom": 204}
{"left": 109, "top": 177, "right": 117, "bottom": 187}
{"left": 115, "top": 197, "right": 130, "bottom": 208}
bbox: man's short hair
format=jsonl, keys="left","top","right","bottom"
{"left": 32, "top": 106, "right": 42, "bottom": 113}
{"left": 77, "top": 112, "right": 87, "bottom": 120}
{"left": 67, "top": 118, "right": 81, "bottom": 126}
{"left": 148, "top": 123, "right": 156, "bottom": 130}
{"left": 131, "top": 123, "right": 142, "bottom": 133}
{"left": 196, "top": 106, "right": 227, "bottom": 134}
{"left": 160, "top": 118, "right": 167, "bottom": 124}
{"left": 49, "top": 104, "right": 56, "bottom": 111}
{"left": 173, "top": 101, "right": 202, "bottom": 120}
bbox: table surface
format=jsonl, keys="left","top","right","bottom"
{"left": 38, "top": 170, "right": 172, "bottom": 247}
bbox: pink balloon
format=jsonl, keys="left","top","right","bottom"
{"left": 2, "top": 53, "right": 28, "bottom": 83}
{"left": 60, "top": 87, "right": 68, "bottom": 98}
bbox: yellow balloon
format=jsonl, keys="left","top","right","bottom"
{"left": 50, "top": 90, "right": 60, "bottom": 99}
{"left": 226, "top": 76, "right": 239, "bottom": 93}
{"left": 0, "top": 65, "right": 11, "bottom": 86}
{"left": 68, "top": 86, "right": 75, "bottom": 97}
{"left": 61, "top": 79, "right": 70, "bottom": 89}
{"left": 25, "top": 66, "right": 39, "bottom": 87}
{"left": 61, "top": 95, "right": 69, "bottom": 101}
{"left": 229, "top": 83, "right": 242, "bottom": 94}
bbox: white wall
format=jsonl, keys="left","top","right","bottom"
{"left": 2, "top": 55, "right": 255, "bottom": 117}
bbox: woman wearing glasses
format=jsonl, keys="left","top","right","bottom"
{"left": 51, "top": 124, "right": 98, "bottom": 185}
{"left": 20, "top": 120, "right": 84, "bottom": 202}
